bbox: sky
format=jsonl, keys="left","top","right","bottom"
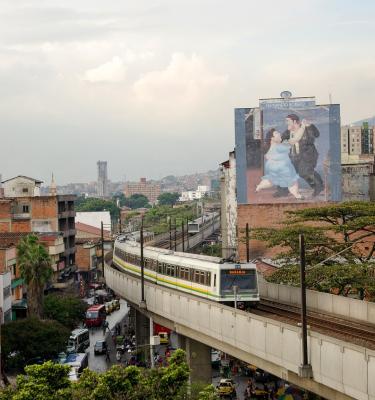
{"left": 1, "top": 0, "right": 375, "bottom": 184}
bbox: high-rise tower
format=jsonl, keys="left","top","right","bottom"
{"left": 97, "top": 161, "right": 108, "bottom": 198}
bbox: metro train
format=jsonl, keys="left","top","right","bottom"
{"left": 187, "top": 211, "right": 219, "bottom": 234}
{"left": 112, "top": 237, "right": 260, "bottom": 306}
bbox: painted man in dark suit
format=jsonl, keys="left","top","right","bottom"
{"left": 273, "top": 114, "right": 324, "bottom": 197}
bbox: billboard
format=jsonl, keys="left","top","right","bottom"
{"left": 235, "top": 96, "right": 341, "bottom": 204}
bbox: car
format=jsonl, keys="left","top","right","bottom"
{"left": 112, "top": 299, "right": 120, "bottom": 310}
{"left": 216, "top": 379, "right": 237, "bottom": 399}
{"left": 94, "top": 340, "right": 108, "bottom": 355}
{"left": 105, "top": 301, "right": 114, "bottom": 314}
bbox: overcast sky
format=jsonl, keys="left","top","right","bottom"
{"left": 1, "top": 0, "right": 375, "bottom": 184}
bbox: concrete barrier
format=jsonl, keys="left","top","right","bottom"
{"left": 259, "top": 277, "right": 375, "bottom": 325}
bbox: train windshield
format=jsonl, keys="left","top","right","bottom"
{"left": 220, "top": 269, "right": 257, "bottom": 292}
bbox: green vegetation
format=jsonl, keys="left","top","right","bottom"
{"left": 17, "top": 234, "right": 53, "bottom": 318}
{"left": 76, "top": 198, "right": 120, "bottom": 220}
{"left": 157, "top": 192, "right": 180, "bottom": 206}
{"left": 1, "top": 318, "right": 70, "bottom": 371}
{"left": 44, "top": 294, "right": 87, "bottom": 329}
{"left": 251, "top": 201, "right": 375, "bottom": 265}
{"left": 200, "top": 243, "right": 222, "bottom": 258}
{"left": 250, "top": 202, "right": 375, "bottom": 299}
{"left": 267, "top": 263, "right": 375, "bottom": 299}
{"left": 143, "top": 204, "right": 196, "bottom": 234}
{"left": 0, "top": 350, "right": 218, "bottom": 400}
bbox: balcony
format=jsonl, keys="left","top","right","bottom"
{"left": 58, "top": 210, "right": 76, "bottom": 219}
{"left": 12, "top": 212, "right": 31, "bottom": 220}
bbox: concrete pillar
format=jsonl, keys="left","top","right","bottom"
{"left": 135, "top": 309, "right": 149, "bottom": 362}
{"left": 184, "top": 336, "right": 212, "bottom": 384}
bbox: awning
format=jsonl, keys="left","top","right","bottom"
{"left": 11, "top": 278, "right": 24, "bottom": 289}
{"left": 12, "top": 299, "right": 28, "bottom": 309}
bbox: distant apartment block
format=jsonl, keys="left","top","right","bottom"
{"left": 124, "top": 178, "right": 161, "bottom": 204}
{"left": 341, "top": 123, "right": 374, "bottom": 162}
{"left": 97, "top": 161, "right": 108, "bottom": 198}
{"left": 179, "top": 185, "right": 210, "bottom": 202}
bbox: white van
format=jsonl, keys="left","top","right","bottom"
{"left": 67, "top": 329, "right": 90, "bottom": 354}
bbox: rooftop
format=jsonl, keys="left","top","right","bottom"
{"left": 1, "top": 175, "right": 43, "bottom": 184}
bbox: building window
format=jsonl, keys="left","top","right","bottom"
{"left": 3, "top": 285, "right": 11, "bottom": 298}
{"left": 22, "top": 188, "right": 28, "bottom": 193}
{"left": 22, "top": 205, "right": 29, "bottom": 213}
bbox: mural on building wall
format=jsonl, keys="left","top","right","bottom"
{"left": 235, "top": 95, "right": 341, "bottom": 204}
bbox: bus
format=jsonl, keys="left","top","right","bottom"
{"left": 85, "top": 304, "right": 106, "bottom": 327}
{"left": 66, "top": 329, "right": 90, "bottom": 354}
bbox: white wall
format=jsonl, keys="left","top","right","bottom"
{"left": 258, "top": 277, "right": 375, "bottom": 325}
{"left": 0, "top": 272, "right": 12, "bottom": 322}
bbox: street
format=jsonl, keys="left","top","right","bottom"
{"left": 87, "top": 299, "right": 128, "bottom": 372}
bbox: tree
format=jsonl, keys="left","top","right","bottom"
{"left": 17, "top": 234, "right": 53, "bottom": 318}
{"left": 0, "top": 349, "right": 216, "bottom": 400}
{"left": 249, "top": 201, "right": 375, "bottom": 265}
{"left": 76, "top": 198, "right": 119, "bottom": 220}
{"left": 44, "top": 294, "right": 87, "bottom": 329}
{"left": 157, "top": 193, "right": 180, "bottom": 206}
{"left": 123, "top": 194, "right": 150, "bottom": 210}
{"left": 1, "top": 318, "right": 70, "bottom": 371}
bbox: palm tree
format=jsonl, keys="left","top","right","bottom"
{"left": 17, "top": 234, "right": 53, "bottom": 318}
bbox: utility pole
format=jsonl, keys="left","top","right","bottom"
{"left": 182, "top": 221, "right": 185, "bottom": 252}
{"left": 233, "top": 285, "right": 238, "bottom": 309}
{"left": 101, "top": 221, "right": 104, "bottom": 276}
{"left": 298, "top": 234, "right": 312, "bottom": 378}
{"left": 245, "top": 223, "right": 250, "bottom": 263}
{"left": 140, "top": 216, "right": 146, "bottom": 308}
{"left": 174, "top": 219, "right": 177, "bottom": 251}
{"left": 169, "top": 218, "right": 172, "bottom": 250}
{"left": 119, "top": 214, "right": 122, "bottom": 233}
{"left": 186, "top": 217, "right": 190, "bottom": 250}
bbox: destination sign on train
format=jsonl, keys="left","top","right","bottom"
{"left": 228, "top": 270, "right": 247, "bottom": 275}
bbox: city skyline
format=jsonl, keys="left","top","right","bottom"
{"left": 1, "top": 1, "right": 375, "bottom": 184}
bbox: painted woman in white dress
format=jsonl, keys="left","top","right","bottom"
{"left": 256, "top": 129, "right": 303, "bottom": 199}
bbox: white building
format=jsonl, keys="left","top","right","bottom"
{"left": 2, "top": 175, "right": 42, "bottom": 197}
{"left": 220, "top": 151, "right": 237, "bottom": 258}
{"left": 0, "top": 271, "right": 12, "bottom": 322}
{"left": 179, "top": 185, "right": 210, "bottom": 202}
{"left": 76, "top": 211, "right": 111, "bottom": 230}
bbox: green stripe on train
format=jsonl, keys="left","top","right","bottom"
{"left": 113, "top": 255, "right": 219, "bottom": 298}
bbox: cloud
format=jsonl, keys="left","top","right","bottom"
{"left": 83, "top": 56, "right": 126, "bottom": 83}
{"left": 132, "top": 53, "right": 227, "bottom": 106}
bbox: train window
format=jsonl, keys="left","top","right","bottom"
{"left": 213, "top": 274, "right": 216, "bottom": 287}
{"left": 206, "top": 272, "right": 211, "bottom": 286}
{"left": 200, "top": 272, "right": 205, "bottom": 285}
{"left": 194, "top": 270, "right": 200, "bottom": 283}
{"left": 170, "top": 265, "right": 175, "bottom": 277}
{"left": 189, "top": 269, "right": 194, "bottom": 281}
{"left": 158, "top": 263, "right": 162, "bottom": 273}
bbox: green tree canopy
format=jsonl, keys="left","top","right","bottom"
{"left": 249, "top": 201, "right": 375, "bottom": 265}
{"left": 44, "top": 294, "right": 87, "bottom": 329}
{"left": 1, "top": 318, "right": 70, "bottom": 371}
{"left": 157, "top": 192, "right": 180, "bottom": 206}
{"left": 17, "top": 234, "right": 53, "bottom": 318}
{"left": 76, "top": 198, "right": 119, "bottom": 220}
{"left": 1, "top": 349, "right": 216, "bottom": 400}
{"left": 123, "top": 194, "right": 151, "bottom": 209}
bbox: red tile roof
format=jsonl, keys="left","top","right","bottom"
{"left": 75, "top": 222, "right": 110, "bottom": 238}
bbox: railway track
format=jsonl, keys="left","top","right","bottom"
{"left": 152, "top": 231, "right": 185, "bottom": 249}
{"left": 254, "top": 299, "right": 375, "bottom": 349}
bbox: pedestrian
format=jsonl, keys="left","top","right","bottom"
{"left": 105, "top": 348, "right": 110, "bottom": 362}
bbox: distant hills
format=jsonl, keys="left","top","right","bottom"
{"left": 351, "top": 116, "right": 375, "bottom": 126}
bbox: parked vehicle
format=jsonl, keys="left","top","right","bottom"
{"left": 85, "top": 304, "right": 106, "bottom": 327}
{"left": 105, "top": 301, "right": 114, "bottom": 314}
{"left": 66, "top": 329, "right": 90, "bottom": 354}
{"left": 216, "top": 378, "right": 237, "bottom": 398}
{"left": 158, "top": 332, "right": 169, "bottom": 345}
{"left": 63, "top": 353, "right": 88, "bottom": 381}
{"left": 112, "top": 299, "right": 120, "bottom": 310}
{"left": 94, "top": 340, "right": 108, "bottom": 355}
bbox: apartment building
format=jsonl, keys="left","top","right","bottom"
{"left": 0, "top": 176, "right": 76, "bottom": 271}
{"left": 124, "top": 178, "right": 161, "bottom": 204}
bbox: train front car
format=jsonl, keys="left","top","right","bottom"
{"left": 218, "top": 262, "right": 259, "bottom": 308}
